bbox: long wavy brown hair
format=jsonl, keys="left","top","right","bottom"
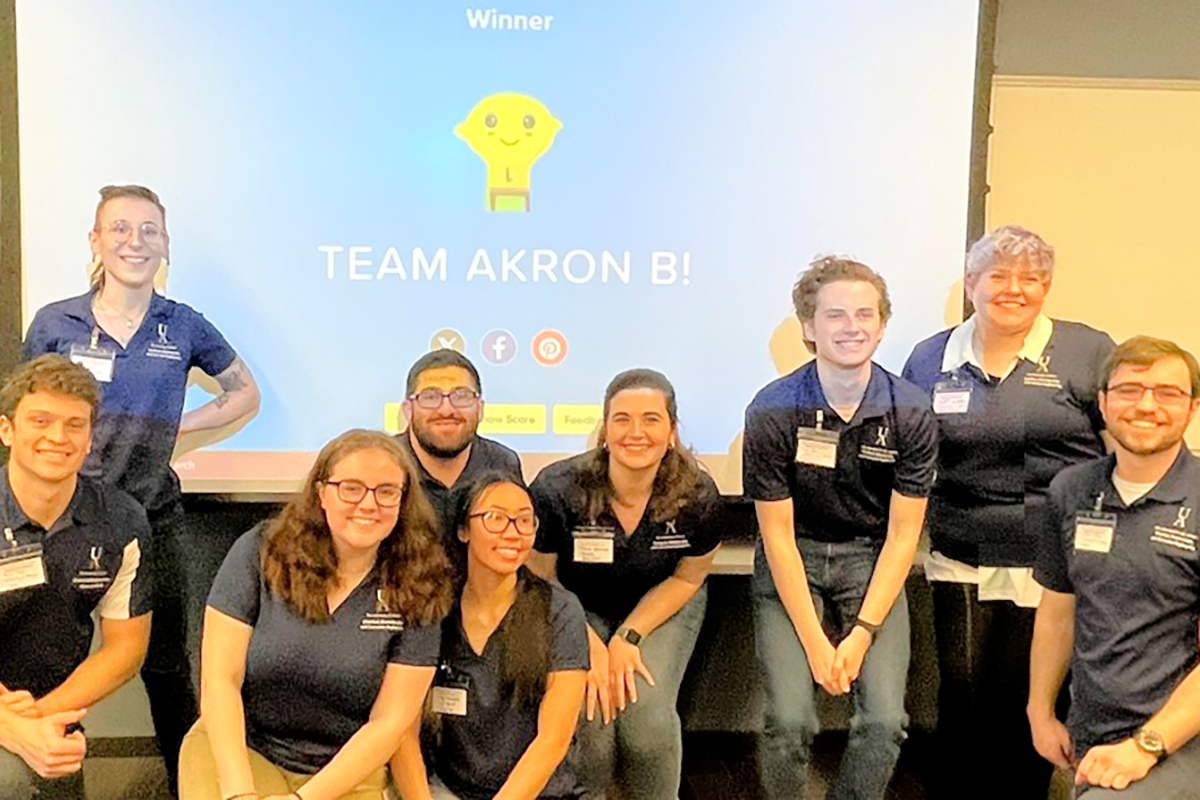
{"left": 260, "top": 429, "right": 453, "bottom": 624}
{"left": 576, "top": 368, "right": 707, "bottom": 523}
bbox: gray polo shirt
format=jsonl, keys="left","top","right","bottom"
{"left": 208, "top": 527, "right": 441, "bottom": 773}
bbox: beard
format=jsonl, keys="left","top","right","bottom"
{"left": 411, "top": 417, "right": 475, "bottom": 459}
{"left": 1109, "top": 419, "right": 1187, "bottom": 457}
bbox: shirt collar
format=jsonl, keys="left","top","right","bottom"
{"left": 941, "top": 314, "right": 1053, "bottom": 373}
{"left": 1105, "top": 448, "right": 1200, "bottom": 507}
{"left": 0, "top": 466, "right": 93, "bottom": 535}
{"left": 798, "top": 361, "right": 889, "bottom": 424}
{"left": 61, "top": 290, "right": 171, "bottom": 324}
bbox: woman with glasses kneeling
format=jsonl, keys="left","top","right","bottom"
{"left": 180, "top": 429, "right": 452, "bottom": 800}
{"left": 528, "top": 369, "right": 722, "bottom": 800}
{"left": 391, "top": 473, "right": 589, "bottom": 799}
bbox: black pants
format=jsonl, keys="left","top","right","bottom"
{"left": 929, "top": 582, "right": 1065, "bottom": 800}
{"left": 142, "top": 507, "right": 199, "bottom": 798}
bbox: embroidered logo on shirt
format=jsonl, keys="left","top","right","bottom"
{"left": 858, "top": 444, "right": 898, "bottom": 464}
{"left": 146, "top": 323, "right": 183, "bottom": 361}
{"left": 71, "top": 546, "right": 112, "bottom": 591}
{"left": 1174, "top": 507, "right": 1192, "bottom": 528}
{"left": 1023, "top": 356, "right": 1063, "bottom": 389}
{"left": 875, "top": 426, "right": 889, "bottom": 447}
{"left": 650, "top": 519, "right": 690, "bottom": 551}
{"left": 360, "top": 590, "right": 407, "bottom": 631}
{"left": 1151, "top": 526, "right": 1197, "bottom": 553}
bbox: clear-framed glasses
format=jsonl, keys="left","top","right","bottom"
{"left": 469, "top": 510, "right": 539, "bottom": 536}
{"left": 982, "top": 268, "right": 1045, "bottom": 287}
{"left": 1105, "top": 383, "right": 1193, "bottom": 405}
{"left": 410, "top": 387, "right": 479, "bottom": 409}
{"left": 324, "top": 479, "right": 404, "bottom": 507}
{"left": 99, "top": 220, "right": 166, "bottom": 246}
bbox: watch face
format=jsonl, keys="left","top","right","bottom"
{"left": 1136, "top": 730, "right": 1165, "bottom": 757}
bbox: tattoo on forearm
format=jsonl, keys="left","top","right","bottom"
{"left": 216, "top": 361, "right": 248, "bottom": 393}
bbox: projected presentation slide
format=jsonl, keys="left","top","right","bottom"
{"left": 16, "top": 0, "right": 980, "bottom": 491}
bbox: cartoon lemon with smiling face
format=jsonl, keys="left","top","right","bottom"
{"left": 455, "top": 93, "right": 562, "bottom": 212}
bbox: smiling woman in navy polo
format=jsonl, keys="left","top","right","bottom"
{"left": 21, "top": 185, "right": 262, "bottom": 790}
{"left": 527, "top": 369, "right": 722, "bottom": 800}
{"left": 180, "top": 429, "right": 452, "bottom": 800}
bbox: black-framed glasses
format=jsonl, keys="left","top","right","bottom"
{"left": 469, "top": 510, "right": 538, "bottom": 536}
{"left": 99, "top": 221, "right": 166, "bottom": 246}
{"left": 324, "top": 479, "right": 404, "bottom": 507}
{"left": 410, "top": 387, "right": 479, "bottom": 409}
{"left": 1105, "top": 383, "right": 1193, "bottom": 405}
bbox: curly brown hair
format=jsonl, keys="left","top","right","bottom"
{"left": 0, "top": 355, "right": 100, "bottom": 424}
{"left": 260, "top": 429, "right": 453, "bottom": 624}
{"left": 792, "top": 256, "right": 892, "bottom": 354}
{"left": 577, "top": 369, "right": 707, "bottom": 523}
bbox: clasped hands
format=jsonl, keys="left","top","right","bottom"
{"left": 804, "top": 626, "right": 872, "bottom": 696}
{"left": 0, "top": 681, "right": 87, "bottom": 779}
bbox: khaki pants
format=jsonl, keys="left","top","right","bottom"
{"left": 179, "top": 720, "right": 387, "bottom": 800}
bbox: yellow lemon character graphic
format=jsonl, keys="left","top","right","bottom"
{"left": 455, "top": 93, "right": 562, "bottom": 212}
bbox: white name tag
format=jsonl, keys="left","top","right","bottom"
{"left": 69, "top": 344, "right": 116, "bottom": 383}
{"left": 1074, "top": 520, "right": 1114, "bottom": 553}
{"left": 933, "top": 389, "right": 970, "bottom": 414}
{"left": 795, "top": 428, "right": 839, "bottom": 469}
{"left": 574, "top": 537, "right": 615, "bottom": 564}
{"left": 0, "top": 547, "right": 47, "bottom": 593}
{"left": 431, "top": 686, "right": 468, "bottom": 716}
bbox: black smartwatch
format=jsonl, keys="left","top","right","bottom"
{"left": 616, "top": 626, "right": 642, "bottom": 646}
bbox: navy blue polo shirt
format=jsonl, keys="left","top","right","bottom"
{"left": 1035, "top": 451, "right": 1200, "bottom": 752}
{"left": 398, "top": 433, "right": 523, "bottom": 578}
{"left": 23, "top": 291, "right": 239, "bottom": 515}
{"left": 902, "top": 319, "right": 1112, "bottom": 567}
{"left": 530, "top": 453, "right": 722, "bottom": 625}
{"left": 207, "top": 527, "right": 441, "bottom": 774}
{"left": 433, "top": 577, "right": 588, "bottom": 800}
{"left": 743, "top": 361, "right": 937, "bottom": 591}
{"left": 0, "top": 468, "right": 152, "bottom": 698}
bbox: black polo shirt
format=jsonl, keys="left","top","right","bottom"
{"left": 398, "top": 433, "right": 523, "bottom": 575}
{"left": 530, "top": 453, "right": 722, "bottom": 625}
{"left": 433, "top": 578, "right": 588, "bottom": 800}
{"left": 23, "top": 292, "right": 239, "bottom": 515}
{"left": 0, "top": 469, "right": 152, "bottom": 698}
{"left": 743, "top": 361, "right": 937, "bottom": 590}
{"left": 1035, "top": 451, "right": 1200, "bottom": 752}
{"left": 902, "top": 319, "right": 1112, "bottom": 567}
{"left": 207, "top": 527, "right": 441, "bottom": 774}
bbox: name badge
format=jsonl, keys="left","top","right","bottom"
{"left": 932, "top": 377, "right": 971, "bottom": 415}
{"left": 431, "top": 686, "right": 468, "bottom": 716}
{"left": 69, "top": 344, "right": 116, "bottom": 383}
{"left": 796, "top": 427, "right": 839, "bottom": 469}
{"left": 572, "top": 525, "right": 616, "bottom": 564}
{"left": 0, "top": 544, "right": 47, "bottom": 593}
{"left": 1074, "top": 512, "right": 1117, "bottom": 554}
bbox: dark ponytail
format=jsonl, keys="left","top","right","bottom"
{"left": 450, "top": 473, "right": 555, "bottom": 707}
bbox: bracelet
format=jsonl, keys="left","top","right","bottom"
{"left": 854, "top": 617, "right": 881, "bottom": 640}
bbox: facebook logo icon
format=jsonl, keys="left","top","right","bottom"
{"left": 481, "top": 329, "right": 517, "bottom": 365}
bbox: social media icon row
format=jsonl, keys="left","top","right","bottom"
{"left": 429, "top": 328, "right": 568, "bottom": 367}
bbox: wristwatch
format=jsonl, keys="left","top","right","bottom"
{"left": 854, "top": 617, "right": 882, "bottom": 641}
{"left": 1133, "top": 728, "right": 1167, "bottom": 763}
{"left": 616, "top": 626, "right": 643, "bottom": 646}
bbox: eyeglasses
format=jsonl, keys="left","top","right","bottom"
{"left": 324, "top": 479, "right": 404, "bottom": 507}
{"left": 1105, "top": 383, "right": 1193, "bottom": 405}
{"left": 99, "top": 221, "right": 166, "bottom": 246}
{"left": 469, "top": 510, "right": 539, "bottom": 536}
{"left": 410, "top": 387, "right": 479, "bottom": 409}
{"left": 982, "top": 269, "right": 1045, "bottom": 286}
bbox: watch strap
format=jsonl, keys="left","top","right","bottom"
{"left": 617, "top": 626, "right": 642, "bottom": 646}
{"left": 855, "top": 617, "right": 881, "bottom": 640}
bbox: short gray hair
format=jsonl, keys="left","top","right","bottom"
{"left": 965, "top": 225, "right": 1055, "bottom": 280}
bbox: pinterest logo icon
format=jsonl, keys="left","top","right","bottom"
{"left": 531, "top": 330, "right": 568, "bottom": 367}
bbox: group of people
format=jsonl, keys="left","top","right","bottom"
{"left": 0, "top": 186, "right": 1194, "bottom": 800}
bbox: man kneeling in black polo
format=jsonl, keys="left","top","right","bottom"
{"left": 0, "top": 355, "right": 152, "bottom": 799}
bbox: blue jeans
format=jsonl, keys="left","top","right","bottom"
{"left": 1076, "top": 735, "right": 1200, "bottom": 799}
{"left": 754, "top": 537, "right": 909, "bottom": 800}
{"left": 0, "top": 748, "right": 84, "bottom": 799}
{"left": 575, "top": 585, "right": 708, "bottom": 800}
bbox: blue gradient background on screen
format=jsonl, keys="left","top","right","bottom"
{"left": 17, "top": 1, "right": 979, "bottom": 456}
